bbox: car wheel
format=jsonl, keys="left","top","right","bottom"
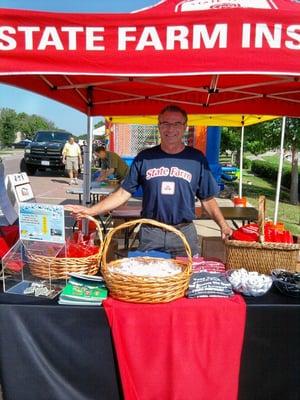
{"left": 20, "top": 159, "right": 36, "bottom": 175}
{"left": 26, "top": 166, "right": 37, "bottom": 175}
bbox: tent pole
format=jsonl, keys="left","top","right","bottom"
{"left": 238, "top": 117, "right": 245, "bottom": 198}
{"left": 274, "top": 116, "right": 286, "bottom": 225}
{"left": 82, "top": 87, "right": 93, "bottom": 234}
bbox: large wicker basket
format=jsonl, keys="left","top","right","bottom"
{"left": 225, "top": 196, "right": 300, "bottom": 274}
{"left": 101, "top": 218, "right": 192, "bottom": 303}
{"left": 27, "top": 216, "right": 103, "bottom": 280}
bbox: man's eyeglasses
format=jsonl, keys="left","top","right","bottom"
{"left": 159, "top": 121, "right": 186, "bottom": 129}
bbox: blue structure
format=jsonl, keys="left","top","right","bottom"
{"left": 121, "top": 155, "right": 143, "bottom": 198}
{"left": 122, "top": 156, "right": 134, "bottom": 167}
{"left": 205, "top": 127, "right": 223, "bottom": 188}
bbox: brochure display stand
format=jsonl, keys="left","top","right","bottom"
{"left": 2, "top": 202, "right": 66, "bottom": 298}
{"left": 2, "top": 240, "right": 64, "bottom": 298}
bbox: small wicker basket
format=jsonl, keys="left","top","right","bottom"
{"left": 27, "top": 215, "right": 103, "bottom": 280}
{"left": 101, "top": 218, "right": 192, "bottom": 303}
{"left": 225, "top": 196, "right": 300, "bottom": 274}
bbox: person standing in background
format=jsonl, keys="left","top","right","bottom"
{"left": 62, "top": 136, "right": 82, "bottom": 185}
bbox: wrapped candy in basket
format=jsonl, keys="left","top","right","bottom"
{"left": 225, "top": 196, "right": 300, "bottom": 274}
{"left": 27, "top": 216, "right": 103, "bottom": 280}
{"left": 101, "top": 218, "right": 192, "bottom": 303}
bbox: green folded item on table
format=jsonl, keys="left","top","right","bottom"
{"left": 59, "top": 275, "right": 107, "bottom": 304}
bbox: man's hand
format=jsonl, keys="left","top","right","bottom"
{"left": 201, "top": 197, "right": 233, "bottom": 240}
{"left": 64, "top": 205, "right": 92, "bottom": 218}
{"left": 220, "top": 224, "right": 233, "bottom": 240}
{"left": 96, "top": 171, "right": 106, "bottom": 182}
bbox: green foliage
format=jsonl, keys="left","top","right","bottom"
{"left": 94, "top": 120, "right": 105, "bottom": 129}
{"left": 230, "top": 171, "right": 300, "bottom": 234}
{"left": 242, "top": 157, "right": 252, "bottom": 169}
{"left": 251, "top": 159, "right": 300, "bottom": 193}
{"left": 221, "top": 117, "right": 300, "bottom": 155}
{"left": 0, "top": 108, "right": 58, "bottom": 145}
{"left": 244, "top": 117, "right": 300, "bottom": 152}
{"left": 77, "top": 134, "right": 87, "bottom": 140}
{"left": 0, "top": 108, "right": 18, "bottom": 146}
{"left": 220, "top": 127, "right": 240, "bottom": 153}
{"left": 16, "top": 113, "right": 56, "bottom": 139}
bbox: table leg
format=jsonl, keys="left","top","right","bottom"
{"left": 231, "top": 220, "right": 240, "bottom": 229}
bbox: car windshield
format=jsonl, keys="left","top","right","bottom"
{"left": 34, "top": 131, "right": 71, "bottom": 143}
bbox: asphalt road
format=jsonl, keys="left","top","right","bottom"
{"left": 2, "top": 150, "right": 80, "bottom": 206}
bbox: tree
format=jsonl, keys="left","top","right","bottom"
{"left": 94, "top": 120, "right": 105, "bottom": 129}
{"left": 16, "top": 113, "right": 56, "bottom": 139}
{"left": 284, "top": 118, "right": 300, "bottom": 205}
{"left": 220, "top": 127, "right": 240, "bottom": 154}
{"left": 0, "top": 108, "right": 18, "bottom": 146}
{"left": 221, "top": 117, "right": 299, "bottom": 204}
{"left": 259, "top": 118, "right": 299, "bottom": 204}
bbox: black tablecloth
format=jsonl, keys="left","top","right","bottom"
{"left": 0, "top": 288, "right": 299, "bottom": 400}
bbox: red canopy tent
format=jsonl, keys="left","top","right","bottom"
{"left": 1, "top": 0, "right": 300, "bottom": 117}
{"left": 0, "top": 0, "right": 299, "bottom": 206}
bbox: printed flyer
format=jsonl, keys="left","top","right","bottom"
{"left": 19, "top": 202, "right": 65, "bottom": 243}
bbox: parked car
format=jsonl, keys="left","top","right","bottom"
{"left": 20, "top": 130, "right": 72, "bottom": 175}
{"left": 12, "top": 139, "right": 32, "bottom": 149}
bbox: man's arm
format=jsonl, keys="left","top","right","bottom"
{"left": 201, "top": 197, "right": 233, "bottom": 239}
{"left": 65, "top": 186, "right": 131, "bottom": 217}
{"left": 62, "top": 144, "right": 67, "bottom": 164}
{"left": 97, "top": 168, "right": 115, "bottom": 181}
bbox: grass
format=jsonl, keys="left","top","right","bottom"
{"left": 0, "top": 148, "right": 14, "bottom": 155}
{"left": 228, "top": 170, "right": 300, "bottom": 235}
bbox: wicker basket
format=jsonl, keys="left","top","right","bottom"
{"left": 225, "top": 196, "right": 300, "bottom": 274}
{"left": 101, "top": 218, "right": 192, "bottom": 303}
{"left": 27, "top": 216, "right": 103, "bottom": 280}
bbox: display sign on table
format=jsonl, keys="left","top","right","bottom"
{"left": 19, "top": 202, "right": 65, "bottom": 244}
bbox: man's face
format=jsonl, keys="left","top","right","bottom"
{"left": 98, "top": 150, "right": 107, "bottom": 160}
{"left": 158, "top": 111, "right": 187, "bottom": 147}
{"left": 69, "top": 137, "right": 74, "bottom": 144}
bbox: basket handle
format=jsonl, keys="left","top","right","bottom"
{"left": 101, "top": 218, "right": 193, "bottom": 269}
{"left": 258, "top": 195, "right": 265, "bottom": 243}
{"left": 80, "top": 215, "right": 104, "bottom": 256}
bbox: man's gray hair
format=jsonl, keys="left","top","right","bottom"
{"left": 158, "top": 105, "right": 188, "bottom": 123}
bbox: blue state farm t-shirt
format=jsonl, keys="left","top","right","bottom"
{"left": 121, "top": 145, "right": 219, "bottom": 225}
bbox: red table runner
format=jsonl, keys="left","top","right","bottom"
{"left": 103, "top": 295, "right": 246, "bottom": 400}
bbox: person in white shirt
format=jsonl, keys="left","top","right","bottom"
{"left": 62, "top": 136, "right": 82, "bottom": 185}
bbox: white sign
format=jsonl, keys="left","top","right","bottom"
{"left": 175, "top": 0, "right": 275, "bottom": 11}
{"left": 19, "top": 202, "right": 65, "bottom": 243}
{"left": 0, "top": 162, "right": 18, "bottom": 225}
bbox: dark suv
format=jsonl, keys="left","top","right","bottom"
{"left": 20, "top": 130, "right": 72, "bottom": 175}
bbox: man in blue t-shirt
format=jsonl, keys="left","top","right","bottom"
{"left": 67, "top": 105, "right": 232, "bottom": 256}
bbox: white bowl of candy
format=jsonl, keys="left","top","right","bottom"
{"left": 227, "top": 268, "right": 273, "bottom": 296}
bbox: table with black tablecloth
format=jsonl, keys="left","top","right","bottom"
{"left": 0, "top": 288, "right": 299, "bottom": 400}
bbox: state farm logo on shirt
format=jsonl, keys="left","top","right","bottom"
{"left": 146, "top": 166, "right": 192, "bottom": 183}
{"left": 174, "top": 0, "right": 277, "bottom": 11}
{"left": 161, "top": 181, "right": 175, "bottom": 195}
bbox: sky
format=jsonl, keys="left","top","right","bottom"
{"left": 0, "top": 0, "right": 157, "bottom": 135}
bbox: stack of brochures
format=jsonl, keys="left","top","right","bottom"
{"left": 58, "top": 273, "right": 107, "bottom": 306}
